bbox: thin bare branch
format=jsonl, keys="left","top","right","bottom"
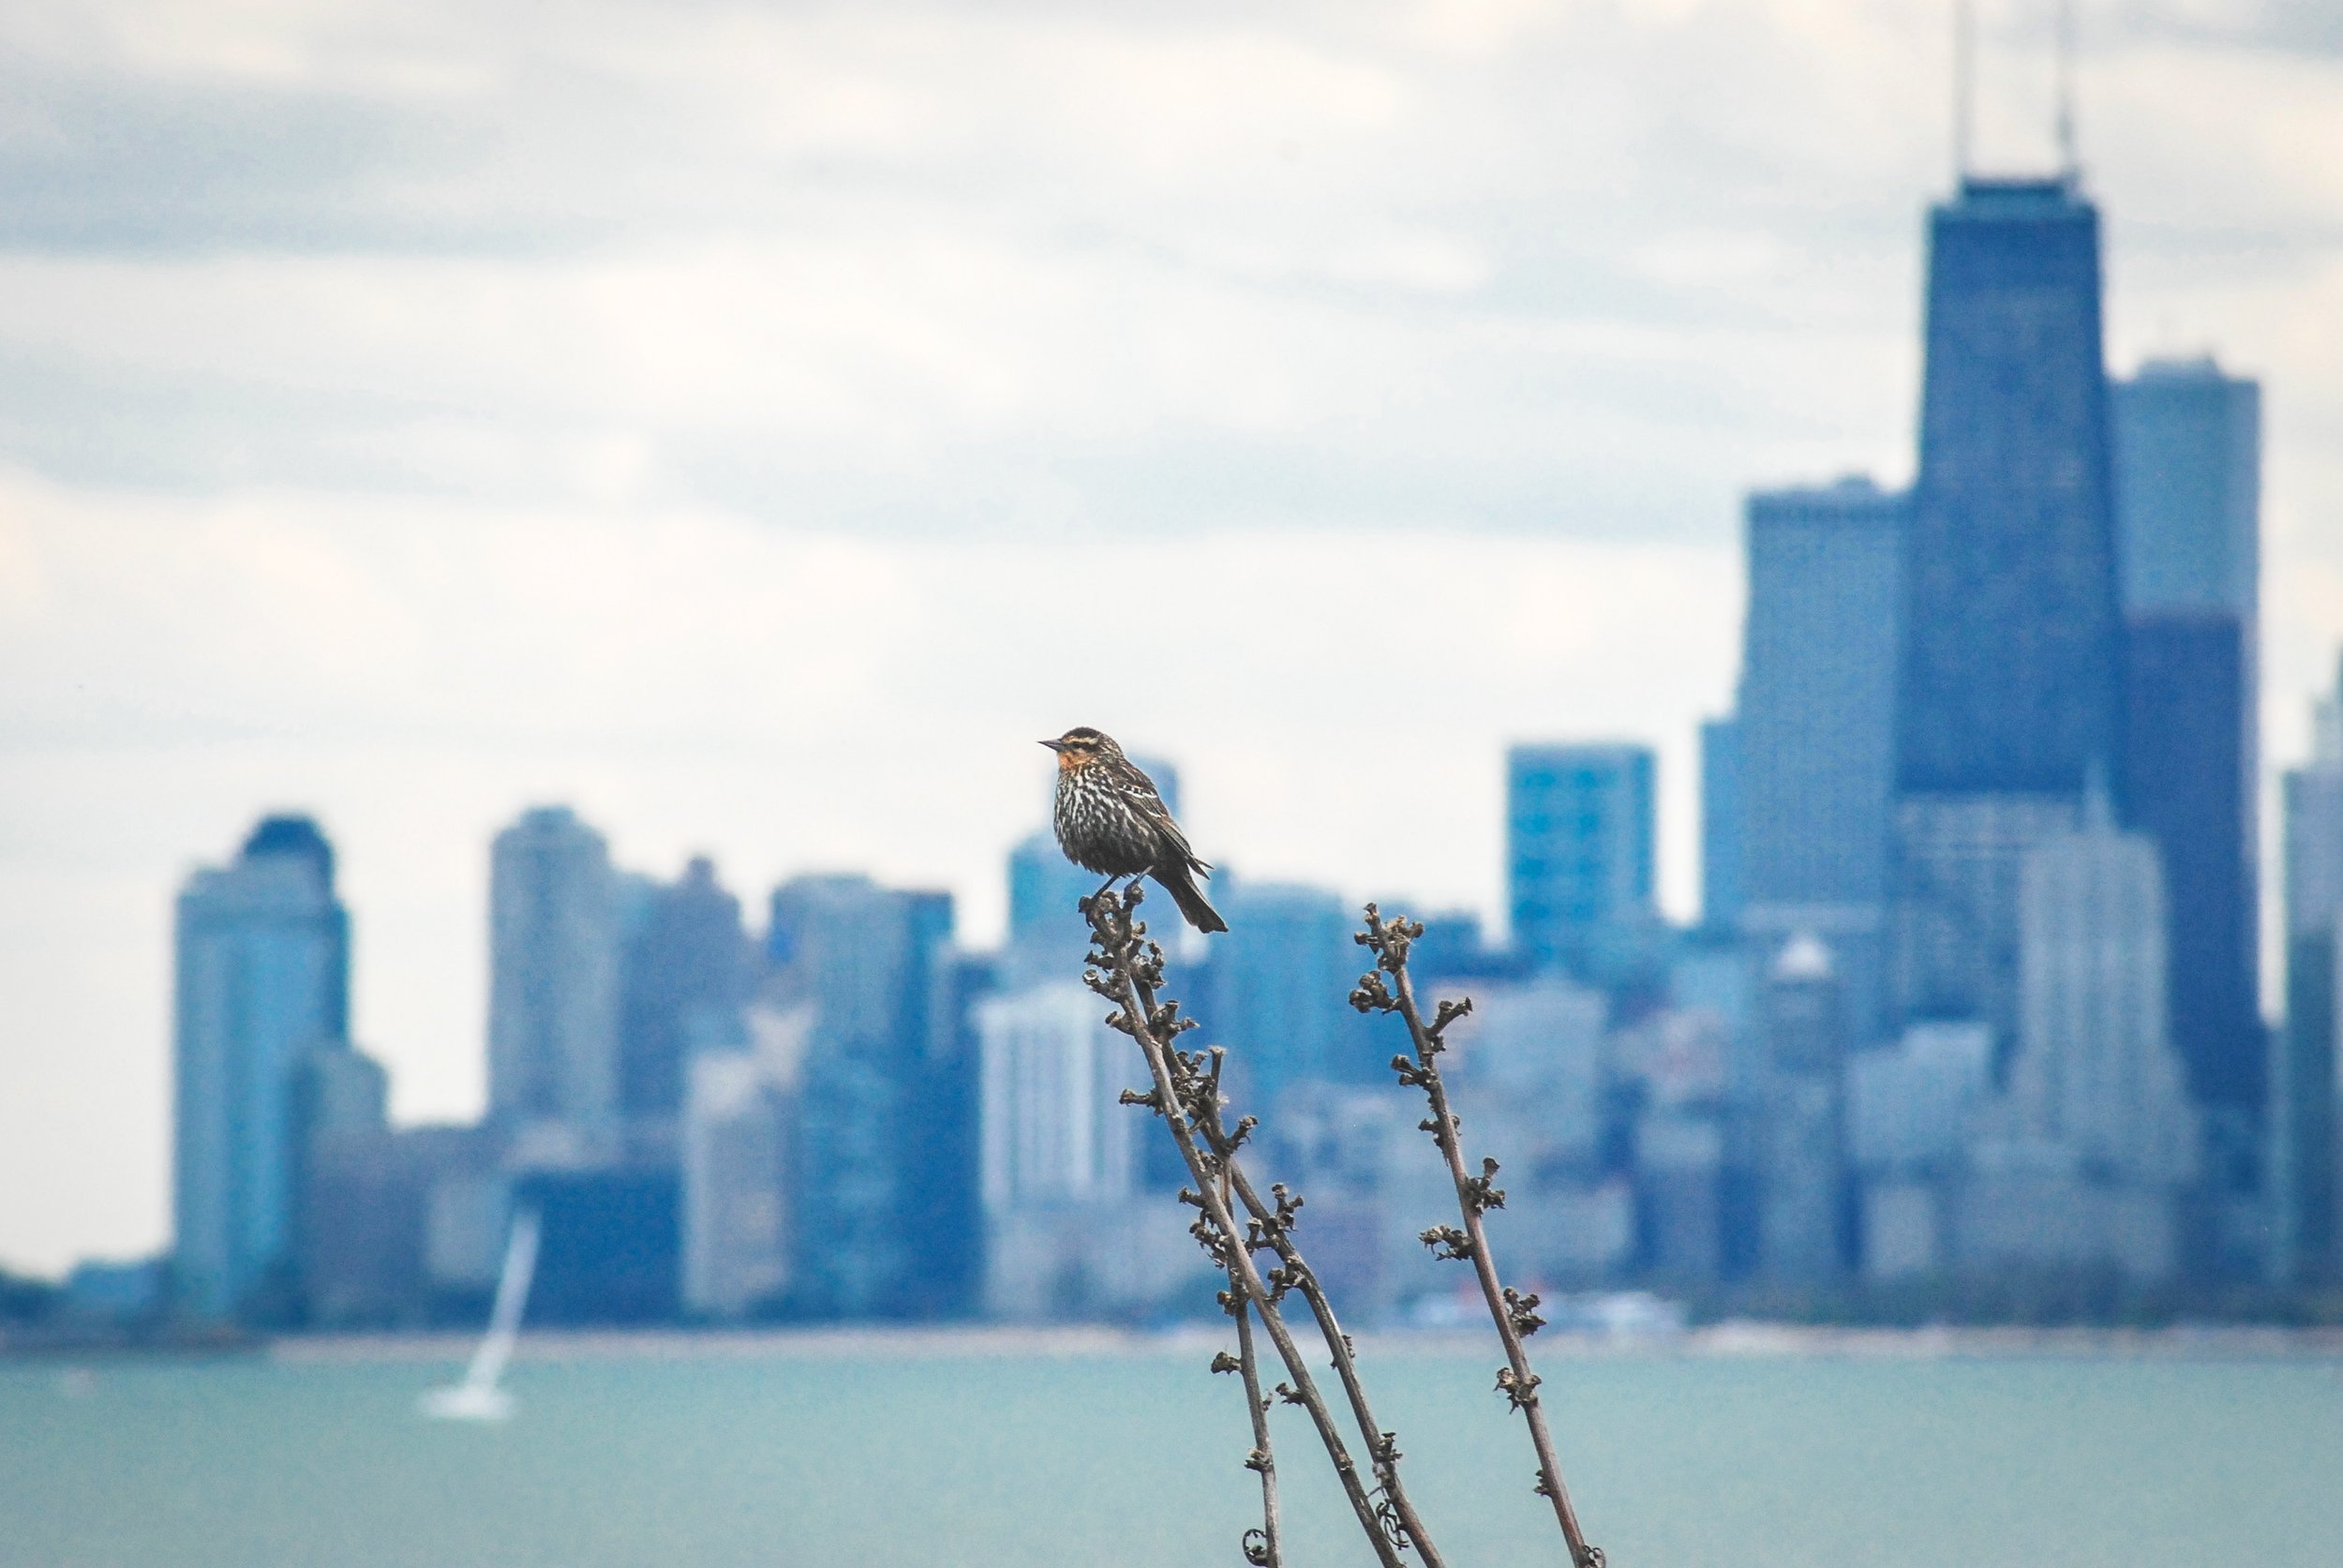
{"left": 1356, "top": 904, "right": 1606, "bottom": 1568}
{"left": 1085, "top": 885, "right": 1410, "bottom": 1568}
{"left": 1114, "top": 936, "right": 1444, "bottom": 1564}
{"left": 1216, "top": 1167, "right": 1283, "bottom": 1568}
{"left": 1189, "top": 1071, "right": 1443, "bottom": 1566}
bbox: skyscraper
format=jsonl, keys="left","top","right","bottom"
{"left": 618, "top": 856, "right": 754, "bottom": 1126}
{"left": 1735, "top": 476, "right": 1904, "bottom": 1036}
{"left": 1754, "top": 933, "right": 1852, "bottom": 1284}
{"left": 1699, "top": 716, "right": 1743, "bottom": 933}
{"left": 290, "top": 1039, "right": 404, "bottom": 1326}
{"left": 975, "top": 982, "right": 1208, "bottom": 1321}
{"left": 2286, "top": 662, "right": 2343, "bottom": 936}
{"left": 766, "top": 874, "right": 969, "bottom": 1318}
{"left": 487, "top": 806, "right": 622, "bottom": 1141}
{"left": 1005, "top": 829, "right": 1096, "bottom": 992}
{"left": 680, "top": 1044, "right": 795, "bottom": 1320}
{"left": 1507, "top": 743, "right": 1657, "bottom": 979}
{"left": 2009, "top": 800, "right": 2197, "bottom": 1195}
{"left": 2112, "top": 356, "right": 2264, "bottom": 1201}
{"left": 1209, "top": 880, "right": 1373, "bottom": 1112}
{"left": 173, "top": 814, "right": 352, "bottom": 1321}
{"left": 977, "top": 985, "right": 1135, "bottom": 1213}
{"left": 1894, "top": 176, "right": 2127, "bottom": 1052}
{"left": 2112, "top": 358, "right": 2261, "bottom": 617}
{"left": 1952, "top": 800, "right": 2198, "bottom": 1285}
{"left": 2274, "top": 658, "right": 2343, "bottom": 1284}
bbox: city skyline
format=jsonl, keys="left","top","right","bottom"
{"left": 6, "top": 2, "right": 2343, "bottom": 1279}
{"left": 131, "top": 261, "right": 2309, "bottom": 1317}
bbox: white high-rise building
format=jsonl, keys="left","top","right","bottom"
{"left": 487, "top": 806, "right": 621, "bottom": 1142}
{"left": 978, "top": 985, "right": 1133, "bottom": 1213}
{"left": 1956, "top": 800, "right": 2197, "bottom": 1282}
{"left": 976, "top": 984, "right": 1196, "bottom": 1320}
{"left": 2010, "top": 807, "right": 2197, "bottom": 1191}
{"left": 679, "top": 1009, "right": 807, "bottom": 1320}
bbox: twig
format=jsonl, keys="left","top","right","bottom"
{"left": 1216, "top": 1167, "right": 1282, "bottom": 1568}
{"left": 1108, "top": 900, "right": 1443, "bottom": 1563}
{"left": 1084, "top": 886, "right": 1413, "bottom": 1568}
{"left": 1188, "top": 1065, "right": 1443, "bottom": 1565}
{"left": 1355, "top": 904, "right": 1605, "bottom": 1568}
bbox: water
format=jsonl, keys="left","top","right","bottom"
{"left": 5, "top": 1338, "right": 2340, "bottom": 1566}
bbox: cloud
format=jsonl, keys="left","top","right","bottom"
{"left": 0, "top": 0, "right": 1988, "bottom": 530}
{"left": 0, "top": 2, "right": 2325, "bottom": 543}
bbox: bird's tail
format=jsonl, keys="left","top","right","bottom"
{"left": 1154, "top": 862, "right": 1229, "bottom": 934}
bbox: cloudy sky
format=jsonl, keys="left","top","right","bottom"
{"left": 3, "top": 0, "right": 2339, "bottom": 1275}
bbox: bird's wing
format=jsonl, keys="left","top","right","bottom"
{"left": 1114, "top": 769, "right": 1204, "bottom": 868}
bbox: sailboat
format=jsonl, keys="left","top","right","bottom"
{"left": 421, "top": 1205, "right": 540, "bottom": 1422}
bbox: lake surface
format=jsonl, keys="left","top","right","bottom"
{"left": 5, "top": 1335, "right": 2339, "bottom": 1566}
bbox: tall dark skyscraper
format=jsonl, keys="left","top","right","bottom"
{"left": 1900, "top": 176, "right": 2126, "bottom": 798}
{"left": 2112, "top": 358, "right": 2263, "bottom": 1185}
{"left": 1893, "top": 175, "right": 2127, "bottom": 1049}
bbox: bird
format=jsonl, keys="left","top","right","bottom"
{"left": 1043, "top": 726, "right": 1228, "bottom": 934}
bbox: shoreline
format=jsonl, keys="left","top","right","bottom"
{"left": 13, "top": 1320, "right": 2343, "bottom": 1366}
{"left": 252, "top": 1319, "right": 2343, "bottom": 1366}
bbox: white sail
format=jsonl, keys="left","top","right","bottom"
{"left": 421, "top": 1205, "right": 540, "bottom": 1422}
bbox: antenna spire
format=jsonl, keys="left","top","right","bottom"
{"left": 2054, "top": 0, "right": 2079, "bottom": 177}
{"left": 1952, "top": 0, "right": 1975, "bottom": 185}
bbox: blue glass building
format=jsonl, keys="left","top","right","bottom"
{"left": 2112, "top": 357, "right": 2260, "bottom": 619}
{"left": 1506, "top": 743, "right": 1657, "bottom": 980}
{"left": 1893, "top": 176, "right": 2127, "bottom": 1047}
{"left": 487, "top": 806, "right": 621, "bottom": 1137}
{"left": 2274, "top": 660, "right": 2343, "bottom": 1284}
{"left": 172, "top": 815, "right": 351, "bottom": 1321}
{"left": 767, "top": 874, "right": 971, "bottom": 1318}
{"left": 617, "top": 856, "right": 754, "bottom": 1123}
{"left": 1899, "top": 176, "right": 2127, "bottom": 800}
{"left": 2112, "top": 357, "right": 2263, "bottom": 1158}
{"left": 1699, "top": 716, "right": 1744, "bottom": 933}
{"left": 1735, "top": 477, "right": 1904, "bottom": 1038}
{"left": 1206, "top": 880, "right": 1372, "bottom": 1112}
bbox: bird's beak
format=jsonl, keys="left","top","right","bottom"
{"left": 1039, "top": 739, "right": 1064, "bottom": 752}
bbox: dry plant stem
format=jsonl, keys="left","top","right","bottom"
{"left": 1089, "top": 892, "right": 1405, "bottom": 1568}
{"left": 1221, "top": 1169, "right": 1283, "bottom": 1568}
{"left": 1188, "top": 1077, "right": 1447, "bottom": 1568}
{"left": 1120, "top": 980, "right": 1395, "bottom": 1567}
{"left": 1118, "top": 929, "right": 1443, "bottom": 1563}
{"left": 1391, "top": 956, "right": 1603, "bottom": 1568}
